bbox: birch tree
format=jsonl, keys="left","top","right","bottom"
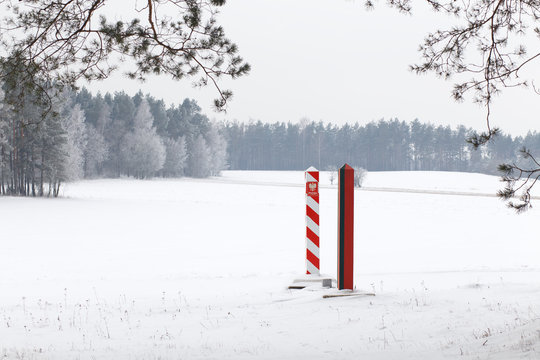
{"left": 206, "top": 123, "right": 228, "bottom": 176}
{"left": 84, "top": 125, "right": 108, "bottom": 178}
{"left": 120, "top": 99, "right": 165, "bottom": 178}
{"left": 188, "top": 135, "right": 211, "bottom": 178}
{"left": 61, "top": 104, "right": 87, "bottom": 181}
{"left": 163, "top": 136, "right": 188, "bottom": 177}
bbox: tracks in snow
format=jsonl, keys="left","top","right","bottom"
{"left": 203, "top": 177, "right": 540, "bottom": 200}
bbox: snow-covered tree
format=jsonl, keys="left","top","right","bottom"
{"left": 121, "top": 131, "right": 166, "bottom": 178}
{"left": 163, "top": 136, "right": 187, "bottom": 177}
{"left": 188, "top": 135, "right": 211, "bottom": 178}
{"left": 0, "top": 86, "right": 9, "bottom": 194}
{"left": 120, "top": 99, "right": 165, "bottom": 178}
{"left": 353, "top": 167, "right": 368, "bottom": 188}
{"left": 132, "top": 97, "right": 154, "bottom": 131}
{"left": 108, "top": 92, "right": 136, "bottom": 176}
{"left": 61, "top": 104, "right": 87, "bottom": 181}
{"left": 0, "top": 86, "right": 4, "bottom": 113}
{"left": 206, "top": 122, "right": 228, "bottom": 176}
{"left": 327, "top": 166, "right": 337, "bottom": 185}
{"left": 84, "top": 124, "right": 108, "bottom": 178}
{"left": 0, "top": 77, "right": 68, "bottom": 196}
{"left": 38, "top": 94, "right": 68, "bottom": 197}
{"left": 0, "top": 86, "right": 7, "bottom": 150}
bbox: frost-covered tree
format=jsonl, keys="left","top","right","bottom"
{"left": 37, "top": 94, "right": 68, "bottom": 197}
{"left": 107, "top": 92, "right": 136, "bottom": 176}
{"left": 206, "top": 123, "right": 228, "bottom": 176}
{"left": 61, "top": 104, "right": 87, "bottom": 181}
{"left": 163, "top": 136, "right": 188, "bottom": 177}
{"left": 353, "top": 167, "right": 367, "bottom": 188}
{"left": 121, "top": 131, "right": 166, "bottom": 178}
{"left": 0, "top": 74, "right": 68, "bottom": 196}
{"left": 0, "top": 86, "right": 9, "bottom": 194}
{"left": 327, "top": 166, "right": 337, "bottom": 186}
{"left": 188, "top": 135, "right": 211, "bottom": 178}
{"left": 0, "top": 87, "right": 6, "bottom": 147}
{"left": 120, "top": 99, "right": 165, "bottom": 178}
{"left": 84, "top": 125, "right": 108, "bottom": 178}
{"left": 132, "top": 98, "right": 153, "bottom": 131}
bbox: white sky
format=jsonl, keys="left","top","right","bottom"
{"left": 88, "top": 0, "right": 540, "bottom": 136}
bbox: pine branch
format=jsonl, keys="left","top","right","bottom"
{"left": 0, "top": 0, "right": 250, "bottom": 112}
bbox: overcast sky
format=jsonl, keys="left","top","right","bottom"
{"left": 89, "top": 0, "right": 540, "bottom": 136}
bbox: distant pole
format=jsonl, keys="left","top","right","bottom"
{"left": 305, "top": 166, "right": 320, "bottom": 275}
{"left": 338, "top": 164, "right": 354, "bottom": 290}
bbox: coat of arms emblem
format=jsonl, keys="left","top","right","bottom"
{"left": 306, "top": 181, "right": 318, "bottom": 195}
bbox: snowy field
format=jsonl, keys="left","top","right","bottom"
{"left": 1, "top": 170, "right": 539, "bottom": 359}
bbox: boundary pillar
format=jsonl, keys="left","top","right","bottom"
{"left": 338, "top": 164, "right": 354, "bottom": 290}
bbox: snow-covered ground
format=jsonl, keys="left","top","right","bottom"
{"left": 1, "top": 171, "right": 539, "bottom": 359}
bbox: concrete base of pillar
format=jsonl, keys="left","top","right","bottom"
{"left": 288, "top": 274, "right": 335, "bottom": 289}
{"left": 322, "top": 289, "right": 375, "bottom": 298}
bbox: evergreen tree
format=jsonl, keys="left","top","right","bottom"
{"left": 107, "top": 92, "right": 136, "bottom": 176}
{"left": 0, "top": 0, "right": 249, "bottom": 113}
{"left": 0, "top": 86, "right": 9, "bottom": 194}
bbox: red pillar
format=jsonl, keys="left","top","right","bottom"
{"left": 338, "top": 164, "right": 354, "bottom": 290}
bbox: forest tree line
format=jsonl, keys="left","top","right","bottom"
{"left": 0, "top": 86, "right": 227, "bottom": 196}
{"left": 2, "top": 85, "right": 540, "bottom": 197}
{"left": 223, "top": 120, "right": 539, "bottom": 174}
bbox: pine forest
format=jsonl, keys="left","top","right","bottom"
{"left": 1, "top": 86, "right": 539, "bottom": 196}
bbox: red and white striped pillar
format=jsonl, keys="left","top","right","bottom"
{"left": 305, "top": 166, "right": 320, "bottom": 275}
